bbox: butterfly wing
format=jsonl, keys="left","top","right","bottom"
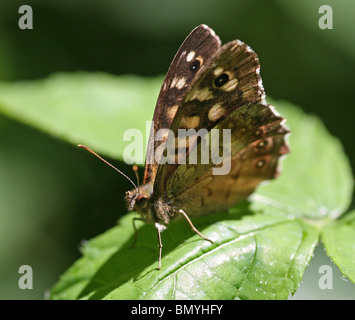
{"left": 169, "top": 103, "right": 289, "bottom": 215}
{"left": 143, "top": 25, "right": 221, "bottom": 185}
{"left": 153, "top": 39, "right": 289, "bottom": 215}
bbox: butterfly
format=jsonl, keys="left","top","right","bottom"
{"left": 79, "top": 24, "right": 289, "bottom": 270}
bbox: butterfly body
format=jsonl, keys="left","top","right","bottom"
{"left": 126, "top": 183, "right": 177, "bottom": 225}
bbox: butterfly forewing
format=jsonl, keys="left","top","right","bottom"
{"left": 143, "top": 25, "right": 221, "bottom": 185}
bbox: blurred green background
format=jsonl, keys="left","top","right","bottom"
{"left": 0, "top": 0, "right": 354, "bottom": 299}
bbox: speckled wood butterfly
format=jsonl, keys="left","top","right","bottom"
{"left": 79, "top": 25, "right": 289, "bottom": 269}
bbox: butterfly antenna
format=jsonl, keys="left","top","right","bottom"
{"left": 77, "top": 144, "right": 138, "bottom": 190}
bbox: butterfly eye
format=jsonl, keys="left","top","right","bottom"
{"left": 190, "top": 59, "right": 200, "bottom": 72}
{"left": 214, "top": 73, "right": 229, "bottom": 87}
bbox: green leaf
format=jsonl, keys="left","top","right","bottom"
{"left": 0, "top": 72, "right": 161, "bottom": 161}
{"left": 51, "top": 209, "right": 318, "bottom": 300}
{"left": 252, "top": 100, "right": 353, "bottom": 221}
{"left": 322, "top": 210, "right": 355, "bottom": 283}
{"left": 0, "top": 72, "right": 352, "bottom": 299}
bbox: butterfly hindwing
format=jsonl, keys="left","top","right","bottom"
{"left": 171, "top": 103, "right": 289, "bottom": 216}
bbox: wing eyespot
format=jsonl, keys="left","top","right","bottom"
{"left": 255, "top": 159, "right": 266, "bottom": 168}
{"left": 214, "top": 73, "right": 229, "bottom": 87}
{"left": 190, "top": 59, "right": 201, "bottom": 72}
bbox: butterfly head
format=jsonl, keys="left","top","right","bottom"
{"left": 125, "top": 184, "right": 153, "bottom": 217}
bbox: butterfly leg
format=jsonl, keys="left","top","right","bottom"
{"left": 178, "top": 209, "right": 213, "bottom": 243}
{"left": 155, "top": 223, "right": 164, "bottom": 270}
{"left": 130, "top": 217, "right": 145, "bottom": 248}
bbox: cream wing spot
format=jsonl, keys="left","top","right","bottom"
{"left": 208, "top": 103, "right": 225, "bottom": 121}
{"left": 167, "top": 105, "right": 179, "bottom": 120}
{"left": 170, "top": 77, "right": 186, "bottom": 89}
{"left": 214, "top": 67, "right": 224, "bottom": 76}
{"left": 176, "top": 77, "right": 186, "bottom": 89}
{"left": 170, "top": 77, "right": 178, "bottom": 88}
{"left": 186, "top": 51, "right": 195, "bottom": 62}
{"left": 189, "top": 87, "right": 213, "bottom": 101}
{"left": 223, "top": 77, "right": 239, "bottom": 92}
{"left": 180, "top": 116, "right": 200, "bottom": 129}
